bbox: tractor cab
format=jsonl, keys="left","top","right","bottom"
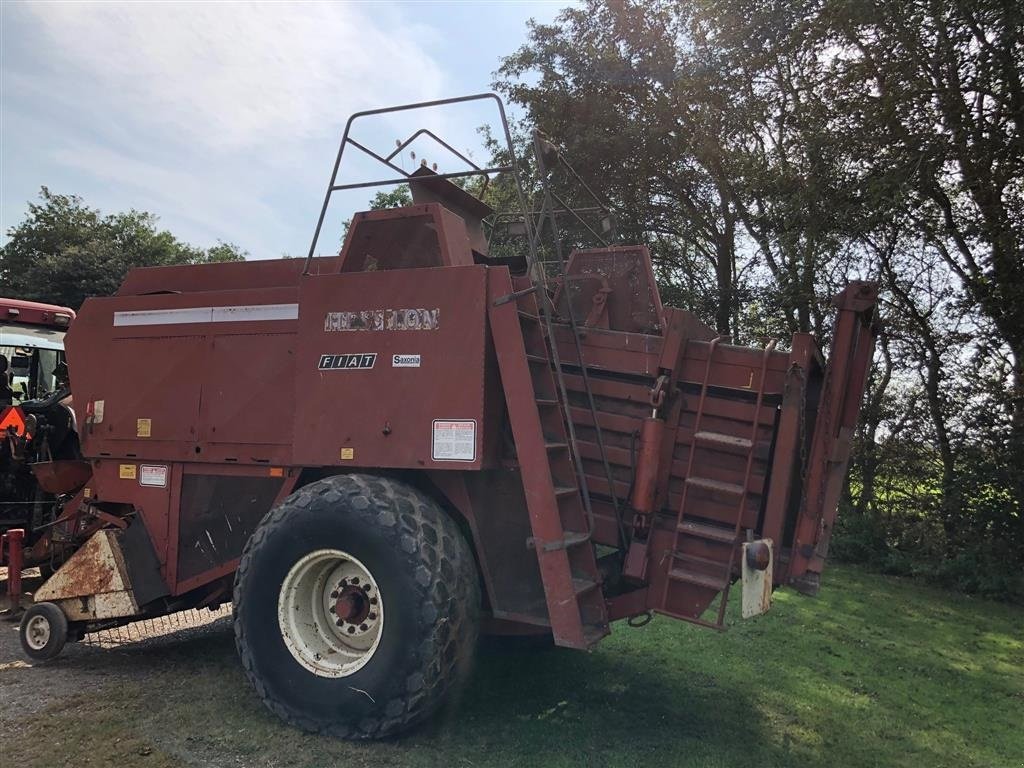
{"left": 0, "top": 298, "right": 74, "bottom": 404}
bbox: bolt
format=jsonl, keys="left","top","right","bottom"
{"left": 329, "top": 605, "right": 336, "bottom": 614}
{"left": 370, "top": 597, "right": 378, "bottom": 605}
{"left": 330, "top": 590, "right": 339, "bottom": 598}
{"left": 351, "top": 577, "right": 360, "bottom": 585}
{"left": 368, "top": 612, "right": 377, "bottom": 620}
{"left": 359, "top": 623, "right": 368, "bottom": 631}
{"left": 347, "top": 626, "right": 356, "bottom": 634}
{"left": 336, "top": 618, "right": 343, "bottom": 626}
{"left": 362, "top": 584, "right": 371, "bottom": 592}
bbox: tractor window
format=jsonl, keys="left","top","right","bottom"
{"left": 0, "top": 323, "right": 67, "bottom": 402}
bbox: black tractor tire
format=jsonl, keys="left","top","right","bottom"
{"left": 19, "top": 602, "right": 68, "bottom": 661}
{"left": 233, "top": 473, "right": 480, "bottom": 740}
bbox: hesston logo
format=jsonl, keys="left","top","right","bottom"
{"left": 318, "top": 353, "right": 377, "bottom": 371}
{"left": 324, "top": 308, "right": 440, "bottom": 332}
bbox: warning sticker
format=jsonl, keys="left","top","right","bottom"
{"left": 431, "top": 420, "right": 476, "bottom": 462}
{"left": 119, "top": 464, "right": 137, "bottom": 480}
{"left": 139, "top": 465, "right": 168, "bottom": 487}
{"left": 137, "top": 418, "right": 152, "bottom": 437}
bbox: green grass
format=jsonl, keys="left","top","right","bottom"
{"left": 8, "top": 565, "right": 1023, "bottom": 767}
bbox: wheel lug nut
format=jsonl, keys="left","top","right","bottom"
{"left": 362, "top": 584, "right": 370, "bottom": 592}
{"left": 336, "top": 618, "right": 343, "bottom": 626}
{"left": 329, "top": 605, "right": 336, "bottom": 614}
{"left": 359, "top": 623, "right": 368, "bottom": 631}
{"left": 347, "top": 626, "right": 356, "bottom": 634}
{"left": 368, "top": 612, "right": 377, "bottom": 620}
{"left": 369, "top": 597, "right": 378, "bottom": 605}
{"left": 330, "top": 591, "right": 339, "bottom": 598}
{"left": 351, "top": 577, "right": 360, "bottom": 585}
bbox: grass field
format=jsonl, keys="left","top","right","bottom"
{"left": 4, "top": 564, "right": 1022, "bottom": 768}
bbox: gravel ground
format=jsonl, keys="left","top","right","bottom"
{"left": 0, "top": 605, "right": 233, "bottom": 737}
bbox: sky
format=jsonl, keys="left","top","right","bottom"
{"left": 0, "top": 1, "right": 567, "bottom": 260}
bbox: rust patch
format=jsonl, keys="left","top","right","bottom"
{"left": 35, "top": 530, "right": 127, "bottom": 601}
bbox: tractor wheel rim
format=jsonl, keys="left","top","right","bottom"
{"left": 25, "top": 614, "right": 51, "bottom": 650}
{"left": 277, "top": 548, "right": 384, "bottom": 678}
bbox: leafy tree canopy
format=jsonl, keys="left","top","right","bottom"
{"left": 1, "top": 187, "right": 246, "bottom": 308}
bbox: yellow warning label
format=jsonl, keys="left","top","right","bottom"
{"left": 119, "top": 464, "right": 137, "bottom": 480}
{"left": 137, "top": 418, "right": 152, "bottom": 438}
{"left": 340, "top": 447, "right": 355, "bottom": 460}
{"left": 83, "top": 487, "right": 92, "bottom": 498}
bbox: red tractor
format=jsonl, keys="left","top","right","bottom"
{"left": 1, "top": 95, "right": 877, "bottom": 740}
{"left": 1, "top": 298, "right": 77, "bottom": 540}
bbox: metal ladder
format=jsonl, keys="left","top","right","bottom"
{"left": 488, "top": 272, "right": 609, "bottom": 649}
{"left": 662, "top": 338, "right": 776, "bottom": 628}
{"left": 484, "top": 134, "right": 626, "bottom": 648}
{"left": 526, "top": 132, "right": 626, "bottom": 556}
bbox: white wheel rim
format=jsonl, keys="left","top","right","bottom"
{"left": 25, "top": 614, "right": 51, "bottom": 651}
{"left": 277, "top": 548, "right": 384, "bottom": 678}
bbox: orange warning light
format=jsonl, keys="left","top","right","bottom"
{"left": 0, "top": 406, "right": 29, "bottom": 438}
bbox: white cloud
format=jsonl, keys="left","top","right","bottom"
{"left": 2, "top": 0, "right": 459, "bottom": 257}
{"left": 17, "top": 1, "right": 446, "bottom": 152}
{"left": 2, "top": 1, "right": 555, "bottom": 259}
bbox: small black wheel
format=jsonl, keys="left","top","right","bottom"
{"left": 233, "top": 474, "right": 480, "bottom": 740}
{"left": 19, "top": 602, "right": 68, "bottom": 661}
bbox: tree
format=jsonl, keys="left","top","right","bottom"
{"left": 1, "top": 187, "right": 246, "bottom": 309}
{"left": 497, "top": 0, "right": 1023, "bottom": 598}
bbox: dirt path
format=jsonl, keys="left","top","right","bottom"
{"left": 0, "top": 607, "right": 233, "bottom": 739}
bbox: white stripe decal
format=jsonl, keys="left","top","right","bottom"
{"left": 113, "top": 303, "right": 299, "bottom": 327}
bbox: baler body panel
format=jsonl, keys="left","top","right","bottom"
{"left": 59, "top": 200, "right": 875, "bottom": 638}
{"left": 292, "top": 266, "right": 494, "bottom": 470}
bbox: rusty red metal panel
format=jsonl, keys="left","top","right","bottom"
{"left": 197, "top": 333, "right": 297, "bottom": 447}
{"left": 787, "top": 282, "right": 878, "bottom": 589}
{"left": 556, "top": 246, "right": 665, "bottom": 334}
{"left": 291, "top": 266, "right": 493, "bottom": 470}
{"left": 338, "top": 203, "right": 474, "bottom": 273}
{"left": 67, "top": 286, "right": 301, "bottom": 464}
{"left": 115, "top": 256, "right": 339, "bottom": 297}
{"left": 760, "top": 333, "right": 817, "bottom": 579}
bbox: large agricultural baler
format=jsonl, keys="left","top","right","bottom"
{"left": 0, "top": 95, "right": 877, "bottom": 739}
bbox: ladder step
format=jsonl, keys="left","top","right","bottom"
{"left": 676, "top": 520, "right": 739, "bottom": 544}
{"left": 535, "top": 397, "right": 559, "bottom": 407}
{"left": 545, "top": 441, "right": 569, "bottom": 452}
{"left": 526, "top": 353, "right": 549, "bottom": 365}
{"left": 518, "top": 310, "right": 540, "bottom": 323}
{"left": 553, "top": 485, "right": 578, "bottom": 498}
{"left": 685, "top": 476, "right": 746, "bottom": 496}
{"left": 561, "top": 530, "right": 590, "bottom": 547}
{"left": 694, "top": 431, "right": 753, "bottom": 450}
{"left": 668, "top": 566, "right": 730, "bottom": 591}
{"left": 526, "top": 530, "right": 590, "bottom": 552}
{"left": 582, "top": 624, "right": 610, "bottom": 646}
{"left": 573, "top": 577, "right": 601, "bottom": 596}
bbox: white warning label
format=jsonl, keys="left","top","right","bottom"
{"left": 431, "top": 420, "right": 476, "bottom": 462}
{"left": 139, "top": 464, "right": 168, "bottom": 487}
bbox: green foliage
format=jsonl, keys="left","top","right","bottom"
{"left": 495, "top": 0, "right": 1024, "bottom": 596}
{"left": 0, "top": 187, "right": 246, "bottom": 309}
{"left": 367, "top": 185, "right": 412, "bottom": 210}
